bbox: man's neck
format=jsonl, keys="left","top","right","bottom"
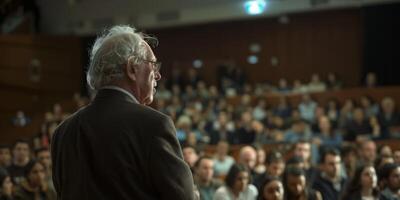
{"left": 197, "top": 178, "right": 211, "bottom": 187}
{"left": 321, "top": 172, "right": 339, "bottom": 183}
{"left": 14, "top": 159, "right": 29, "bottom": 167}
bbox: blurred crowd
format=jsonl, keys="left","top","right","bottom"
{"left": 1, "top": 66, "right": 399, "bottom": 199}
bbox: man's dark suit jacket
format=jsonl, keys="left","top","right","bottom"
{"left": 51, "top": 89, "right": 195, "bottom": 200}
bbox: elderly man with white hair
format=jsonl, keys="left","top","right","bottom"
{"left": 51, "top": 25, "right": 197, "bottom": 200}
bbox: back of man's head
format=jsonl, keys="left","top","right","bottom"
{"left": 87, "top": 25, "right": 157, "bottom": 90}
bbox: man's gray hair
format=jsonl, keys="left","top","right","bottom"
{"left": 86, "top": 25, "right": 157, "bottom": 90}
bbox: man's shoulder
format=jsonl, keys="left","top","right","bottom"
{"left": 126, "top": 103, "right": 171, "bottom": 123}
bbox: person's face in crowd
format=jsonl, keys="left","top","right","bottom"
{"left": 278, "top": 79, "right": 288, "bottom": 89}
{"left": 311, "top": 74, "right": 320, "bottom": 83}
{"left": 361, "top": 166, "right": 377, "bottom": 189}
{"left": 241, "top": 112, "right": 252, "bottom": 124}
{"left": 216, "top": 141, "right": 229, "bottom": 156}
{"left": 294, "top": 143, "right": 311, "bottom": 162}
{"left": 197, "top": 159, "right": 214, "bottom": 183}
{"left": 361, "top": 141, "right": 377, "bottom": 164}
{"left": 302, "top": 94, "right": 311, "bottom": 103}
{"left": 1, "top": 176, "right": 13, "bottom": 196}
{"left": 28, "top": 162, "right": 46, "bottom": 187}
{"left": 388, "top": 167, "right": 400, "bottom": 191}
{"left": 267, "top": 161, "right": 285, "bottom": 177}
{"left": 0, "top": 148, "right": 11, "bottom": 166}
{"left": 382, "top": 98, "right": 395, "bottom": 114}
{"left": 37, "top": 150, "right": 51, "bottom": 170}
{"left": 323, "top": 154, "right": 341, "bottom": 180}
{"left": 328, "top": 73, "right": 336, "bottom": 82}
{"left": 183, "top": 147, "right": 198, "bottom": 167}
{"left": 233, "top": 171, "right": 249, "bottom": 193}
{"left": 366, "top": 72, "right": 376, "bottom": 86}
{"left": 257, "top": 149, "right": 266, "bottom": 165}
{"left": 129, "top": 41, "right": 161, "bottom": 105}
{"left": 379, "top": 145, "right": 392, "bottom": 157}
{"left": 13, "top": 143, "right": 30, "bottom": 163}
{"left": 287, "top": 174, "right": 306, "bottom": 197}
{"left": 318, "top": 116, "right": 331, "bottom": 134}
{"left": 360, "top": 96, "right": 371, "bottom": 108}
{"left": 263, "top": 180, "right": 284, "bottom": 200}
{"left": 240, "top": 148, "right": 257, "bottom": 170}
{"left": 218, "top": 112, "right": 228, "bottom": 126}
{"left": 393, "top": 151, "right": 400, "bottom": 164}
{"left": 353, "top": 108, "right": 364, "bottom": 123}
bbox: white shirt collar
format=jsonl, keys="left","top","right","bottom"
{"left": 101, "top": 86, "right": 139, "bottom": 103}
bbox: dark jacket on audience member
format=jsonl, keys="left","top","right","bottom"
{"left": 312, "top": 171, "right": 346, "bottom": 200}
{"left": 51, "top": 89, "right": 195, "bottom": 200}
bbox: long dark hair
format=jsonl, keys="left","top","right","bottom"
{"left": 282, "top": 166, "right": 310, "bottom": 200}
{"left": 257, "top": 176, "right": 283, "bottom": 200}
{"left": 225, "top": 163, "right": 250, "bottom": 189}
{"left": 340, "top": 164, "right": 379, "bottom": 200}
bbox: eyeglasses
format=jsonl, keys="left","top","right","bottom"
{"left": 130, "top": 55, "right": 162, "bottom": 72}
{"left": 141, "top": 59, "right": 161, "bottom": 72}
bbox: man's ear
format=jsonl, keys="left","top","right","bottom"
{"left": 126, "top": 57, "right": 137, "bottom": 81}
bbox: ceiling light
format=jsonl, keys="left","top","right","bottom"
{"left": 244, "top": 0, "right": 267, "bottom": 15}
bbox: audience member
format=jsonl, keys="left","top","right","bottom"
{"left": 0, "top": 146, "right": 11, "bottom": 168}
{"left": 325, "top": 72, "right": 342, "bottom": 90}
{"left": 13, "top": 160, "right": 56, "bottom": 200}
{"left": 393, "top": 150, "right": 400, "bottom": 165}
{"left": 284, "top": 120, "right": 311, "bottom": 143}
{"left": 12, "top": 111, "right": 31, "bottom": 127}
{"left": 298, "top": 94, "right": 317, "bottom": 123}
{"left": 7, "top": 140, "right": 31, "bottom": 185}
{"left": 194, "top": 156, "right": 222, "bottom": 200}
{"left": 254, "top": 147, "right": 267, "bottom": 176}
{"left": 35, "top": 148, "right": 54, "bottom": 192}
{"left": 341, "top": 164, "right": 380, "bottom": 200}
{"left": 213, "top": 163, "right": 258, "bottom": 200}
{"left": 344, "top": 107, "right": 372, "bottom": 141}
{"left": 377, "top": 97, "right": 400, "bottom": 138}
{"left": 312, "top": 148, "right": 346, "bottom": 200}
{"left": 283, "top": 167, "right": 322, "bottom": 200}
{"left": 357, "top": 140, "right": 377, "bottom": 166}
{"left": 379, "top": 163, "right": 400, "bottom": 200}
{"left": 213, "top": 141, "right": 235, "bottom": 178}
{"left": 340, "top": 145, "right": 357, "bottom": 179}
{"left": 183, "top": 145, "right": 199, "bottom": 172}
{"left": 0, "top": 168, "right": 13, "bottom": 200}
{"left": 238, "top": 146, "right": 257, "bottom": 176}
{"left": 253, "top": 151, "right": 285, "bottom": 190}
{"left": 365, "top": 72, "right": 378, "bottom": 88}
{"left": 257, "top": 176, "right": 284, "bottom": 200}
{"left": 308, "top": 74, "right": 326, "bottom": 93}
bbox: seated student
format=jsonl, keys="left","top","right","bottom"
{"left": 257, "top": 176, "right": 284, "bottom": 200}
{"left": 0, "top": 167, "right": 14, "bottom": 200}
{"left": 283, "top": 167, "right": 322, "bottom": 200}
{"left": 379, "top": 163, "right": 400, "bottom": 200}
{"left": 253, "top": 151, "right": 285, "bottom": 190}
{"left": 13, "top": 160, "right": 56, "bottom": 200}
{"left": 0, "top": 145, "right": 11, "bottom": 169}
{"left": 7, "top": 140, "right": 31, "bottom": 185}
{"left": 213, "top": 164, "right": 258, "bottom": 200}
{"left": 213, "top": 141, "right": 235, "bottom": 178}
{"left": 183, "top": 145, "right": 199, "bottom": 173}
{"left": 238, "top": 146, "right": 257, "bottom": 178}
{"left": 194, "top": 156, "right": 222, "bottom": 200}
{"left": 341, "top": 164, "right": 380, "bottom": 200}
{"left": 312, "top": 148, "right": 346, "bottom": 200}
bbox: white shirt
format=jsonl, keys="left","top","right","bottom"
{"left": 213, "top": 185, "right": 258, "bottom": 200}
